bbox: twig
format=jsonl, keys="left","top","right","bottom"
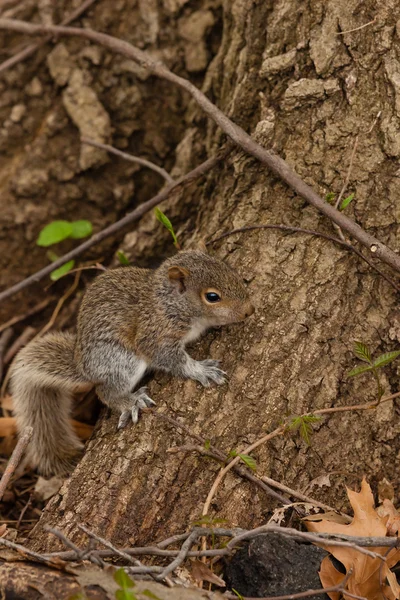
{"left": 201, "top": 391, "right": 400, "bottom": 519}
{"left": 0, "top": 426, "right": 33, "bottom": 501}
{"left": 0, "top": 0, "right": 99, "bottom": 76}
{"left": 226, "top": 525, "right": 386, "bottom": 560}
{"left": 31, "top": 270, "right": 81, "bottom": 341}
{"left": 336, "top": 18, "right": 376, "bottom": 35}
{"left": 0, "top": 535, "right": 66, "bottom": 569}
{"left": 260, "top": 475, "right": 350, "bottom": 518}
{"left": 81, "top": 138, "right": 174, "bottom": 183}
{"left": 157, "top": 529, "right": 199, "bottom": 580}
{"left": 16, "top": 493, "right": 32, "bottom": 531}
{"left": 208, "top": 224, "right": 400, "bottom": 293}
{"left": 0, "top": 328, "right": 13, "bottom": 382}
{"left": 202, "top": 426, "right": 286, "bottom": 518}
{"left": 168, "top": 444, "right": 291, "bottom": 505}
{"left": 78, "top": 524, "right": 172, "bottom": 584}
{"left": 4, "top": 326, "right": 36, "bottom": 364}
{"left": 0, "top": 145, "right": 232, "bottom": 304}
{"left": 0, "top": 21, "right": 399, "bottom": 274}
{"left": 156, "top": 413, "right": 348, "bottom": 517}
{"left": 0, "top": 297, "right": 53, "bottom": 334}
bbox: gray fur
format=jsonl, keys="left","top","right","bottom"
{"left": 10, "top": 250, "right": 254, "bottom": 476}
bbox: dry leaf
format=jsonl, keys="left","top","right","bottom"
{"left": 306, "top": 477, "right": 400, "bottom": 600}
{"left": 378, "top": 478, "right": 395, "bottom": 503}
{"left": 191, "top": 560, "right": 225, "bottom": 587}
{"left": 377, "top": 499, "right": 400, "bottom": 536}
{"left": 303, "top": 511, "right": 350, "bottom": 525}
{"left": 0, "top": 524, "right": 7, "bottom": 537}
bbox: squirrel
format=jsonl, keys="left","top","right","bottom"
{"left": 10, "top": 248, "right": 254, "bottom": 477}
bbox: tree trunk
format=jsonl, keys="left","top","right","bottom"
{"left": 1, "top": 0, "right": 399, "bottom": 555}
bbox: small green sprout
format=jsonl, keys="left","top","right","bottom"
{"left": 348, "top": 341, "right": 400, "bottom": 402}
{"left": 229, "top": 449, "right": 257, "bottom": 471}
{"left": 114, "top": 569, "right": 137, "bottom": 600}
{"left": 154, "top": 208, "right": 180, "bottom": 249}
{"left": 286, "top": 415, "right": 321, "bottom": 445}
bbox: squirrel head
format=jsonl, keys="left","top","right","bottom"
{"left": 157, "top": 249, "right": 255, "bottom": 326}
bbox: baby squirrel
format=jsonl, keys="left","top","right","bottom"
{"left": 10, "top": 248, "right": 254, "bottom": 477}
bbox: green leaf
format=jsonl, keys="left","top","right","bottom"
{"left": 154, "top": 207, "right": 178, "bottom": 246}
{"left": 37, "top": 220, "right": 73, "bottom": 246}
{"left": 232, "top": 589, "right": 244, "bottom": 600}
{"left": 354, "top": 341, "right": 372, "bottom": 364}
{"left": 50, "top": 260, "right": 75, "bottom": 281}
{"left": 70, "top": 220, "right": 93, "bottom": 239}
{"left": 325, "top": 192, "right": 336, "bottom": 204}
{"left": 116, "top": 591, "right": 136, "bottom": 600}
{"left": 229, "top": 449, "right": 238, "bottom": 458}
{"left": 372, "top": 350, "right": 400, "bottom": 369}
{"left": 204, "top": 439, "right": 211, "bottom": 450}
{"left": 287, "top": 415, "right": 321, "bottom": 445}
{"left": 142, "top": 590, "right": 161, "bottom": 600}
{"left": 114, "top": 568, "right": 135, "bottom": 589}
{"left": 347, "top": 364, "right": 375, "bottom": 378}
{"left": 238, "top": 454, "right": 257, "bottom": 471}
{"left": 117, "top": 250, "right": 130, "bottom": 266}
{"left": 340, "top": 193, "right": 354, "bottom": 211}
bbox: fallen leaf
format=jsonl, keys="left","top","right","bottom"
{"left": 190, "top": 560, "right": 225, "bottom": 587}
{"left": 378, "top": 478, "right": 395, "bottom": 503}
{"left": 306, "top": 477, "right": 400, "bottom": 600}
{"left": 377, "top": 499, "right": 400, "bottom": 536}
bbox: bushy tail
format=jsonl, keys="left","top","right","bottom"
{"left": 10, "top": 332, "right": 92, "bottom": 477}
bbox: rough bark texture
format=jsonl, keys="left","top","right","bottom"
{"left": 1, "top": 0, "right": 399, "bottom": 559}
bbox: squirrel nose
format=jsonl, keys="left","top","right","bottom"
{"left": 244, "top": 303, "right": 255, "bottom": 318}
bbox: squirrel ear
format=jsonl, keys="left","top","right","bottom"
{"left": 168, "top": 266, "right": 190, "bottom": 293}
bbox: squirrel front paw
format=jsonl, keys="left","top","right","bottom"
{"left": 195, "top": 359, "right": 227, "bottom": 387}
{"left": 117, "top": 387, "right": 156, "bottom": 429}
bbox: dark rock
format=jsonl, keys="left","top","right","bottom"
{"left": 224, "top": 533, "right": 329, "bottom": 600}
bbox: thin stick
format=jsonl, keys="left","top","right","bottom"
{"left": 202, "top": 427, "right": 285, "bottom": 518}
{"left": 78, "top": 524, "right": 172, "bottom": 585}
{"left": 4, "top": 326, "right": 36, "bottom": 364}
{"left": 0, "top": 426, "right": 32, "bottom": 501}
{"left": 0, "top": 535, "right": 66, "bottom": 569}
{"left": 208, "top": 224, "right": 400, "bottom": 293}
{"left": 156, "top": 412, "right": 348, "bottom": 517}
{"left": 0, "top": 21, "right": 398, "bottom": 274}
{"left": 0, "top": 146, "right": 231, "bottom": 304}
{"left": 81, "top": 138, "right": 174, "bottom": 183}
{"left": 336, "top": 18, "right": 376, "bottom": 35}
{"left": 0, "top": 297, "right": 53, "bottom": 334}
{"left": 0, "top": 328, "right": 13, "bottom": 382}
{"left": 201, "top": 391, "right": 400, "bottom": 519}
{"left": 0, "top": 0, "right": 99, "bottom": 76}
{"left": 31, "top": 271, "right": 81, "bottom": 341}
{"left": 227, "top": 525, "right": 385, "bottom": 560}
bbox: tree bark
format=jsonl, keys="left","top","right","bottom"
{"left": 1, "top": 0, "right": 399, "bottom": 557}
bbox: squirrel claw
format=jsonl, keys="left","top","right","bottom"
{"left": 117, "top": 387, "right": 156, "bottom": 429}
{"left": 197, "top": 359, "right": 227, "bottom": 386}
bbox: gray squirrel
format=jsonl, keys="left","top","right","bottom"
{"left": 10, "top": 248, "right": 254, "bottom": 477}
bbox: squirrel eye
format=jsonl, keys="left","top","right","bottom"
{"left": 205, "top": 292, "right": 221, "bottom": 303}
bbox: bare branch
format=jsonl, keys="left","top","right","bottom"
{"left": 81, "top": 137, "right": 174, "bottom": 183}
{"left": 0, "top": 20, "right": 398, "bottom": 274}
{"left": 0, "top": 146, "right": 231, "bottom": 303}
{"left": 208, "top": 224, "right": 400, "bottom": 293}
{"left": 0, "top": 0, "right": 99, "bottom": 76}
{"left": 0, "top": 426, "right": 32, "bottom": 501}
{"left": 0, "top": 327, "right": 13, "bottom": 382}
